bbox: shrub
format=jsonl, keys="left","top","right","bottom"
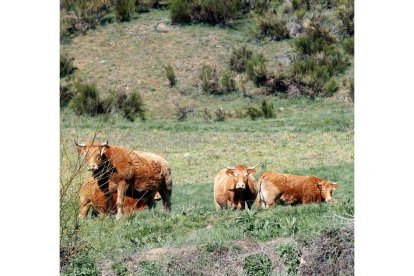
{"left": 70, "top": 83, "right": 103, "bottom": 116}
{"left": 214, "top": 108, "right": 226, "bottom": 121}
{"left": 164, "top": 64, "right": 176, "bottom": 87}
{"left": 322, "top": 78, "right": 339, "bottom": 96}
{"left": 229, "top": 45, "right": 253, "bottom": 72}
{"left": 261, "top": 99, "right": 275, "bottom": 118}
{"left": 115, "top": 0, "right": 136, "bottom": 22}
{"left": 243, "top": 253, "right": 272, "bottom": 276}
{"left": 191, "top": 0, "right": 243, "bottom": 25}
{"left": 170, "top": 0, "right": 191, "bottom": 23}
{"left": 60, "top": 81, "right": 75, "bottom": 108}
{"left": 60, "top": 53, "right": 76, "bottom": 78}
{"left": 175, "top": 103, "right": 194, "bottom": 121}
{"left": 275, "top": 243, "right": 300, "bottom": 275}
{"left": 246, "top": 53, "right": 268, "bottom": 86}
{"left": 112, "top": 262, "right": 128, "bottom": 276}
{"left": 220, "top": 70, "right": 236, "bottom": 93}
{"left": 337, "top": 0, "right": 354, "bottom": 36}
{"left": 246, "top": 105, "right": 262, "bottom": 120}
{"left": 121, "top": 91, "right": 146, "bottom": 121}
{"left": 200, "top": 65, "right": 218, "bottom": 93}
{"left": 348, "top": 77, "right": 354, "bottom": 102}
{"left": 342, "top": 36, "right": 354, "bottom": 55}
{"left": 170, "top": 0, "right": 243, "bottom": 25}
{"left": 254, "top": 12, "right": 289, "bottom": 41}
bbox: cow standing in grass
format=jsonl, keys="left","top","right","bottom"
{"left": 76, "top": 141, "right": 173, "bottom": 219}
{"left": 78, "top": 176, "right": 162, "bottom": 219}
{"left": 257, "top": 171, "right": 339, "bottom": 208}
{"left": 214, "top": 164, "right": 258, "bottom": 210}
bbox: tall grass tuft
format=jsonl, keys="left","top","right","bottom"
{"left": 254, "top": 12, "right": 290, "bottom": 41}
{"left": 70, "top": 83, "right": 103, "bottom": 116}
{"left": 229, "top": 45, "right": 253, "bottom": 73}
{"left": 246, "top": 53, "right": 268, "bottom": 86}
{"left": 115, "top": 0, "right": 136, "bottom": 22}
{"left": 164, "top": 64, "right": 176, "bottom": 87}
{"left": 220, "top": 70, "right": 237, "bottom": 93}
{"left": 261, "top": 99, "right": 275, "bottom": 118}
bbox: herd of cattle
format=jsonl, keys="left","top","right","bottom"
{"left": 75, "top": 141, "right": 339, "bottom": 219}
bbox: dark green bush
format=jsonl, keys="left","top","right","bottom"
{"left": 170, "top": 0, "right": 191, "bottom": 23}
{"left": 275, "top": 243, "right": 300, "bottom": 275}
{"left": 246, "top": 105, "right": 262, "bottom": 120}
{"left": 115, "top": 0, "right": 136, "bottom": 22}
{"left": 121, "top": 91, "right": 146, "bottom": 121}
{"left": 70, "top": 83, "right": 103, "bottom": 116}
{"left": 229, "top": 45, "right": 253, "bottom": 72}
{"left": 337, "top": 0, "right": 354, "bottom": 36}
{"left": 243, "top": 253, "right": 272, "bottom": 276}
{"left": 246, "top": 53, "right": 268, "bottom": 86}
{"left": 342, "top": 36, "right": 354, "bottom": 55}
{"left": 60, "top": 53, "right": 75, "bottom": 78}
{"left": 60, "top": 81, "right": 75, "bottom": 108}
{"left": 170, "top": 0, "right": 243, "bottom": 25}
{"left": 255, "top": 12, "right": 289, "bottom": 40}
{"left": 290, "top": 13, "right": 350, "bottom": 96}
{"left": 261, "top": 99, "right": 275, "bottom": 118}
{"left": 220, "top": 70, "right": 236, "bottom": 93}
{"left": 164, "top": 64, "right": 176, "bottom": 87}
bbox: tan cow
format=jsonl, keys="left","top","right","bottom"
{"left": 75, "top": 141, "right": 173, "bottom": 219}
{"left": 78, "top": 176, "right": 162, "bottom": 219}
{"left": 257, "top": 171, "right": 339, "bottom": 208}
{"left": 214, "top": 164, "right": 258, "bottom": 210}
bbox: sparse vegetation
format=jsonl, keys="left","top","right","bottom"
{"left": 275, "top": 242, "right": 300, "bottom": 275}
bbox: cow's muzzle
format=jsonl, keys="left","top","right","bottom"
{"left": 235, "top": 182, "right": 246, "bottom": 190}
{"left": 87, "top": 164, "right": 98, "bottom": 171}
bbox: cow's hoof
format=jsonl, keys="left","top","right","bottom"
{"left": 115, "top": 213, "right": 123, "bottom": 220}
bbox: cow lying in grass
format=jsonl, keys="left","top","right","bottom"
{"left": 78, "top": 176, "right": 162, "bottom": 219}
{"left": 257, "top": 171, "right": 339, "bottom": 208}
{"left": 214, "top": 164, "right": 258, "bottom": 210}
{"left": 76, "top": 141, "right": 173, "bottom": 219}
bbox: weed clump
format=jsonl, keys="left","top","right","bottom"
{"left": 246, "top": 99, "right": 275, "bottom": 120}
{"left": 243, "top": 253, "right": 272, "bottom": 276}
{"left": 254, "top": 12, "right": 290, "bottom": 41}
{"left": 261, "top": 99, "right": 275, "bottom": 118}
{"left": 115, "top": 0, "right": 136, "bottom": 22}
{"left": 60, "top": 53, "right": 76, "bottom": 78}
{"left": 214, "top": 108, "right": 226, "bottom": 122}
{"left": 63, "top": 256, "right": 100, "bottom": 276}
{"left": 246, "top": 53, "right": 268, "bottom": 86}
{"left": 164, "top": 64, "right": 176, "bottom": 87}
{"left": 170, "top": 0, "right": 243, "bottom": 25}
{"left": 60, "top": 81, "right": 75, "bottom": 108}
{"left": 229, "top": 45, "right": 253, "bottom": 72}
{"left": 70, "top": 83, "right": 103, "bottom": 116}
{"left": 199, "top": 65, "right": 236, "bottom": 94}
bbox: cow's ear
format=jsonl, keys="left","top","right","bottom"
{"left": 247, "top": 168, "right": 256, "bottom": 175}
{"left": 226, "top": 169, "right": 235, "bottom": 176}
{"left": 332, "top": 182, "right": 339, "bottom": 190}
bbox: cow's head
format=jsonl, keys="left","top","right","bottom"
{"left": 75, "top": 140, "right": 109, "bottom": 171}
{"left": 223, "top": 164, "right": 259, "bottom": 190}
{"left": 317, "top": 181, "right": 339, "bottom": 202}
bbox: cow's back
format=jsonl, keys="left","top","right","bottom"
{"left": 214, "top": 169, "right": 232, "bottom": 208}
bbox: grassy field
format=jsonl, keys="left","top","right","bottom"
{"left": 60, "top": 6, "right": 353, "bottom": 276}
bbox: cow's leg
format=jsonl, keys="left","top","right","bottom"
{"left": 78, "top": 201, "right": 91, "bottom": 219}
{"left": 115, "top": 180, "right": 128, "bottom": 220}
{"left": 146, "top": 196, "right": 156, "bottom": 211}
{"left": 159, "top": 183, "right": 172, "bottom": 212}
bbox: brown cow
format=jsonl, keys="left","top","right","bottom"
{"left": 78, "top": 176, "right": 162, "bottom": 219}
{"left": 75, "top": 141, "right": 173, "bottom": 219}
{"left": 257, "top": 171, "right": 339, "bottom": 208}
{"left": 214, "top": 164, "right": 258, "bottom": 210}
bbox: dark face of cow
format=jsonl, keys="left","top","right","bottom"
{"left": 317, "top": 181, "right": 339, "bottom": 202}
{"left": 225, "top": 164, "right": 258, "bottom": 190}
{"left": 75, "top": 141, "right": 109, "bottom": 171}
